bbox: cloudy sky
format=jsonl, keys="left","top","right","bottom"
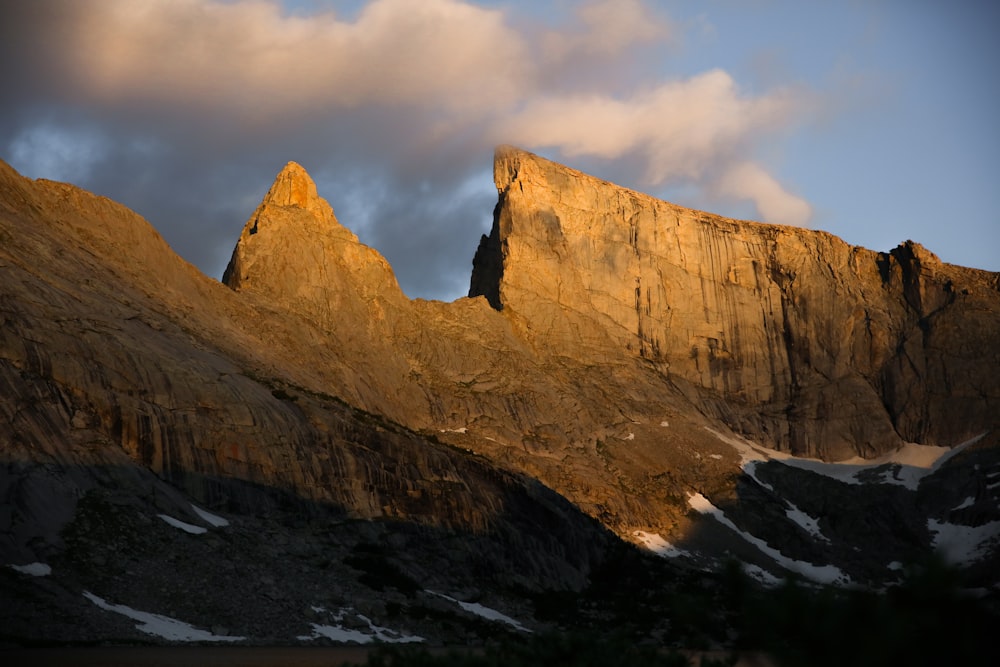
{"left": 1, "top": 0, "right": 997, "bottom": 301}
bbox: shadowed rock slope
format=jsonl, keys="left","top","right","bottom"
{"left": 2, "top": 148, "right": 999, "bottom": 644}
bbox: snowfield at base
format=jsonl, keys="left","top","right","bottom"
{"left": 742, "top": 460, "right": 775, "bottom": 492}
{"left": 190, "top": 503, "right": 229, "bottom": 527}
{"left": 157, "top": 513, "right": 207, "bottom": 534}
{"left": 707, "top": 427, "right": 986, "bottom": 491}
{"left": 430, "top": 592, "right": 532, "bottom": 633}
{"left": 7, "top": 562, "right": 51, "bottom": 576}
{"left": 633, "top": 531, "right": 688, "bottom": 558}
{"left": 784, "top": 502, "right": 829, "bottom": 543}
{"left": 954, "top": 497, "right": 976, "bottom": 510}
{"left": 83, "top": 591, "right": 243, "bottom": 641}
{"left": 928, "top": 519, "right": 1000, "bottom": 565}
{"left": 298, "top": 607, "right": 423, "bottom": 644}
{"left": 741, "top": 563, "right": 782, "bottom": 587}
{"left": 688, "top": 492, "right": 850, "bottom": 586}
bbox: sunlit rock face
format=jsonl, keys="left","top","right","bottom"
{"left": 223, "top": 161, "right": 407, "bottom": 328}
{"left": 472, "top": 146, "right": 1000, "bottom": 460}
{"left": 0, "top": 156, "right": 613, "bottom": 629}
{"left": 0, "top": 158, "right": 571, "bottom": 537}
{"left": 2, "top": 151, "right": 999, "bottom": 645}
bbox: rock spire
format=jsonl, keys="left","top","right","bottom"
{"left": 258, "top": 161, "right": 331, "bottom": 219}
{"left": 222, "top": 161, "right": 403, "bottom": 326}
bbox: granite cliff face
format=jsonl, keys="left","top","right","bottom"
{"left": 0, "top": 156, "right": 610, "bottom": 561}
{"left": 223, "top": 161, "right": 407, "bottom": 330}
{"left": 473, "top": 146, "right": 1000, "bottom": 460}
{"left": 2, "top": 149, "right": 1000, "bottom": 645}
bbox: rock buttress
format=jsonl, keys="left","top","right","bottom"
{"left": 475, "top": 146, "right": 1000, "bottom": 458}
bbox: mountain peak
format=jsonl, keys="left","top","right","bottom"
{"left": 260, "top": 161, "right": 327, "bottom": 217}
{"left": 223, "top": 161, "right": 339, "bottom": 291}
{"left": 222, "top": 160, "right": 402, "bottom": 320}
{"left": 473, "top": 147, "right": 1000, "bottom": 461}
{"left": 493, "top": 145, "right": 547, "bottom": 195}
{"left": 3, "top": 150, "right": 1000, "bottom": 648}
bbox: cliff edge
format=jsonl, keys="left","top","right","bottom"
{"left": 472, "top": 146, "right": 1000, "bottom": 459}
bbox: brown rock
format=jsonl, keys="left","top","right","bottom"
{"left": 2, "top": 148, "right": 999, "bottom": 581}
{"left": 471, "top": 146, "right": 1000, "bottom": 459}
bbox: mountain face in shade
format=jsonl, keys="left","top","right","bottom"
{"left": 1, "top": 149, "right": 999, "bottom": 646}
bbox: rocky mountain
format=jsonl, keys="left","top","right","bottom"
{"left": 2, "top": 147, "right": 999, "bottom": 649}
{"left": 475, "top": 146, "right": 1000, "bottom": 461}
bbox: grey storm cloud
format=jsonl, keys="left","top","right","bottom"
{"left": 0, "top": 0, "right": 816, "bottom": 300}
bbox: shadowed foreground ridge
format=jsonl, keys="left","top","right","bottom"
{"left": 1, "top": 149, "right": 998, "bottom": 652}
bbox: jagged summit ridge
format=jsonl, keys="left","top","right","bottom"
{"left": 218, "top": 147, "right": 999, "bottom": 461}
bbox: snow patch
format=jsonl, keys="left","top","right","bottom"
{"left": 706, "top": 427, "right": 986, "bottom": 491}
{"left": 887, "top": 561, "right": 903, "bottom": 571}
{"left": 83, "top": 591, "right": 243, "bottom": 641}
{"left": 633, "top": 531, "right": 687, "bottom": 558}
{"left": 624, "top": 432, "right": 635, "bottom": 441}
{"left": 928, "top": 519, "right": 1000, "bottom": 565}
{"left": 954, "top": 497, "right": 976, "bottom": 511}
{"left": 429, "top": 592, "right": 532, "bottom": 633}
{"left": 158, "top": 514, "right": 207, "bottom": 535}
{"left": 440, "top": 427, "right": 468, "bottom": 434}
{"left": 742, "top": 563, "right": 782, "bottom": 587}
{"left": 705, "top": 428, "right": 773, "bottom": 469}
{"left": 688, "top": 493, "right": 850, "bottom": 585}
{"left": 743, "top": 460, "right": 775, "bottom": 492}
{"left": 660, "top": 421, "right": 669, "bottom": 427}
{"left": 784, "top": 502, "right": 829, "bottom": 543}
{"left": 7, "top": 562, "right": 51, "bottom": 577}
{"left": 298, "top": 607, "right": 423, "bottom": 644}
{"left": 299, "top": 624, "right": 373, "bottom": 644}
{"left": 709, "top": 454, "right": 722, "bottom": 460}
{"left": 190, "top": 504, "right": 229, "bottom": 527}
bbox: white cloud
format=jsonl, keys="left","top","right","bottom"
{"left": 495, "top": 69, "right": 812, "bottom": 225}
{"left": 715, "top": 160, "right": 812, "bottom": 226}
{"left": 65, "top": 0, "right": 529, "bottom": 116}
{"left": 2, "top": 0, "right": 819, "bottom": 297}
{"left": 542, "top": 0, "right": 671, "bottom": 61}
